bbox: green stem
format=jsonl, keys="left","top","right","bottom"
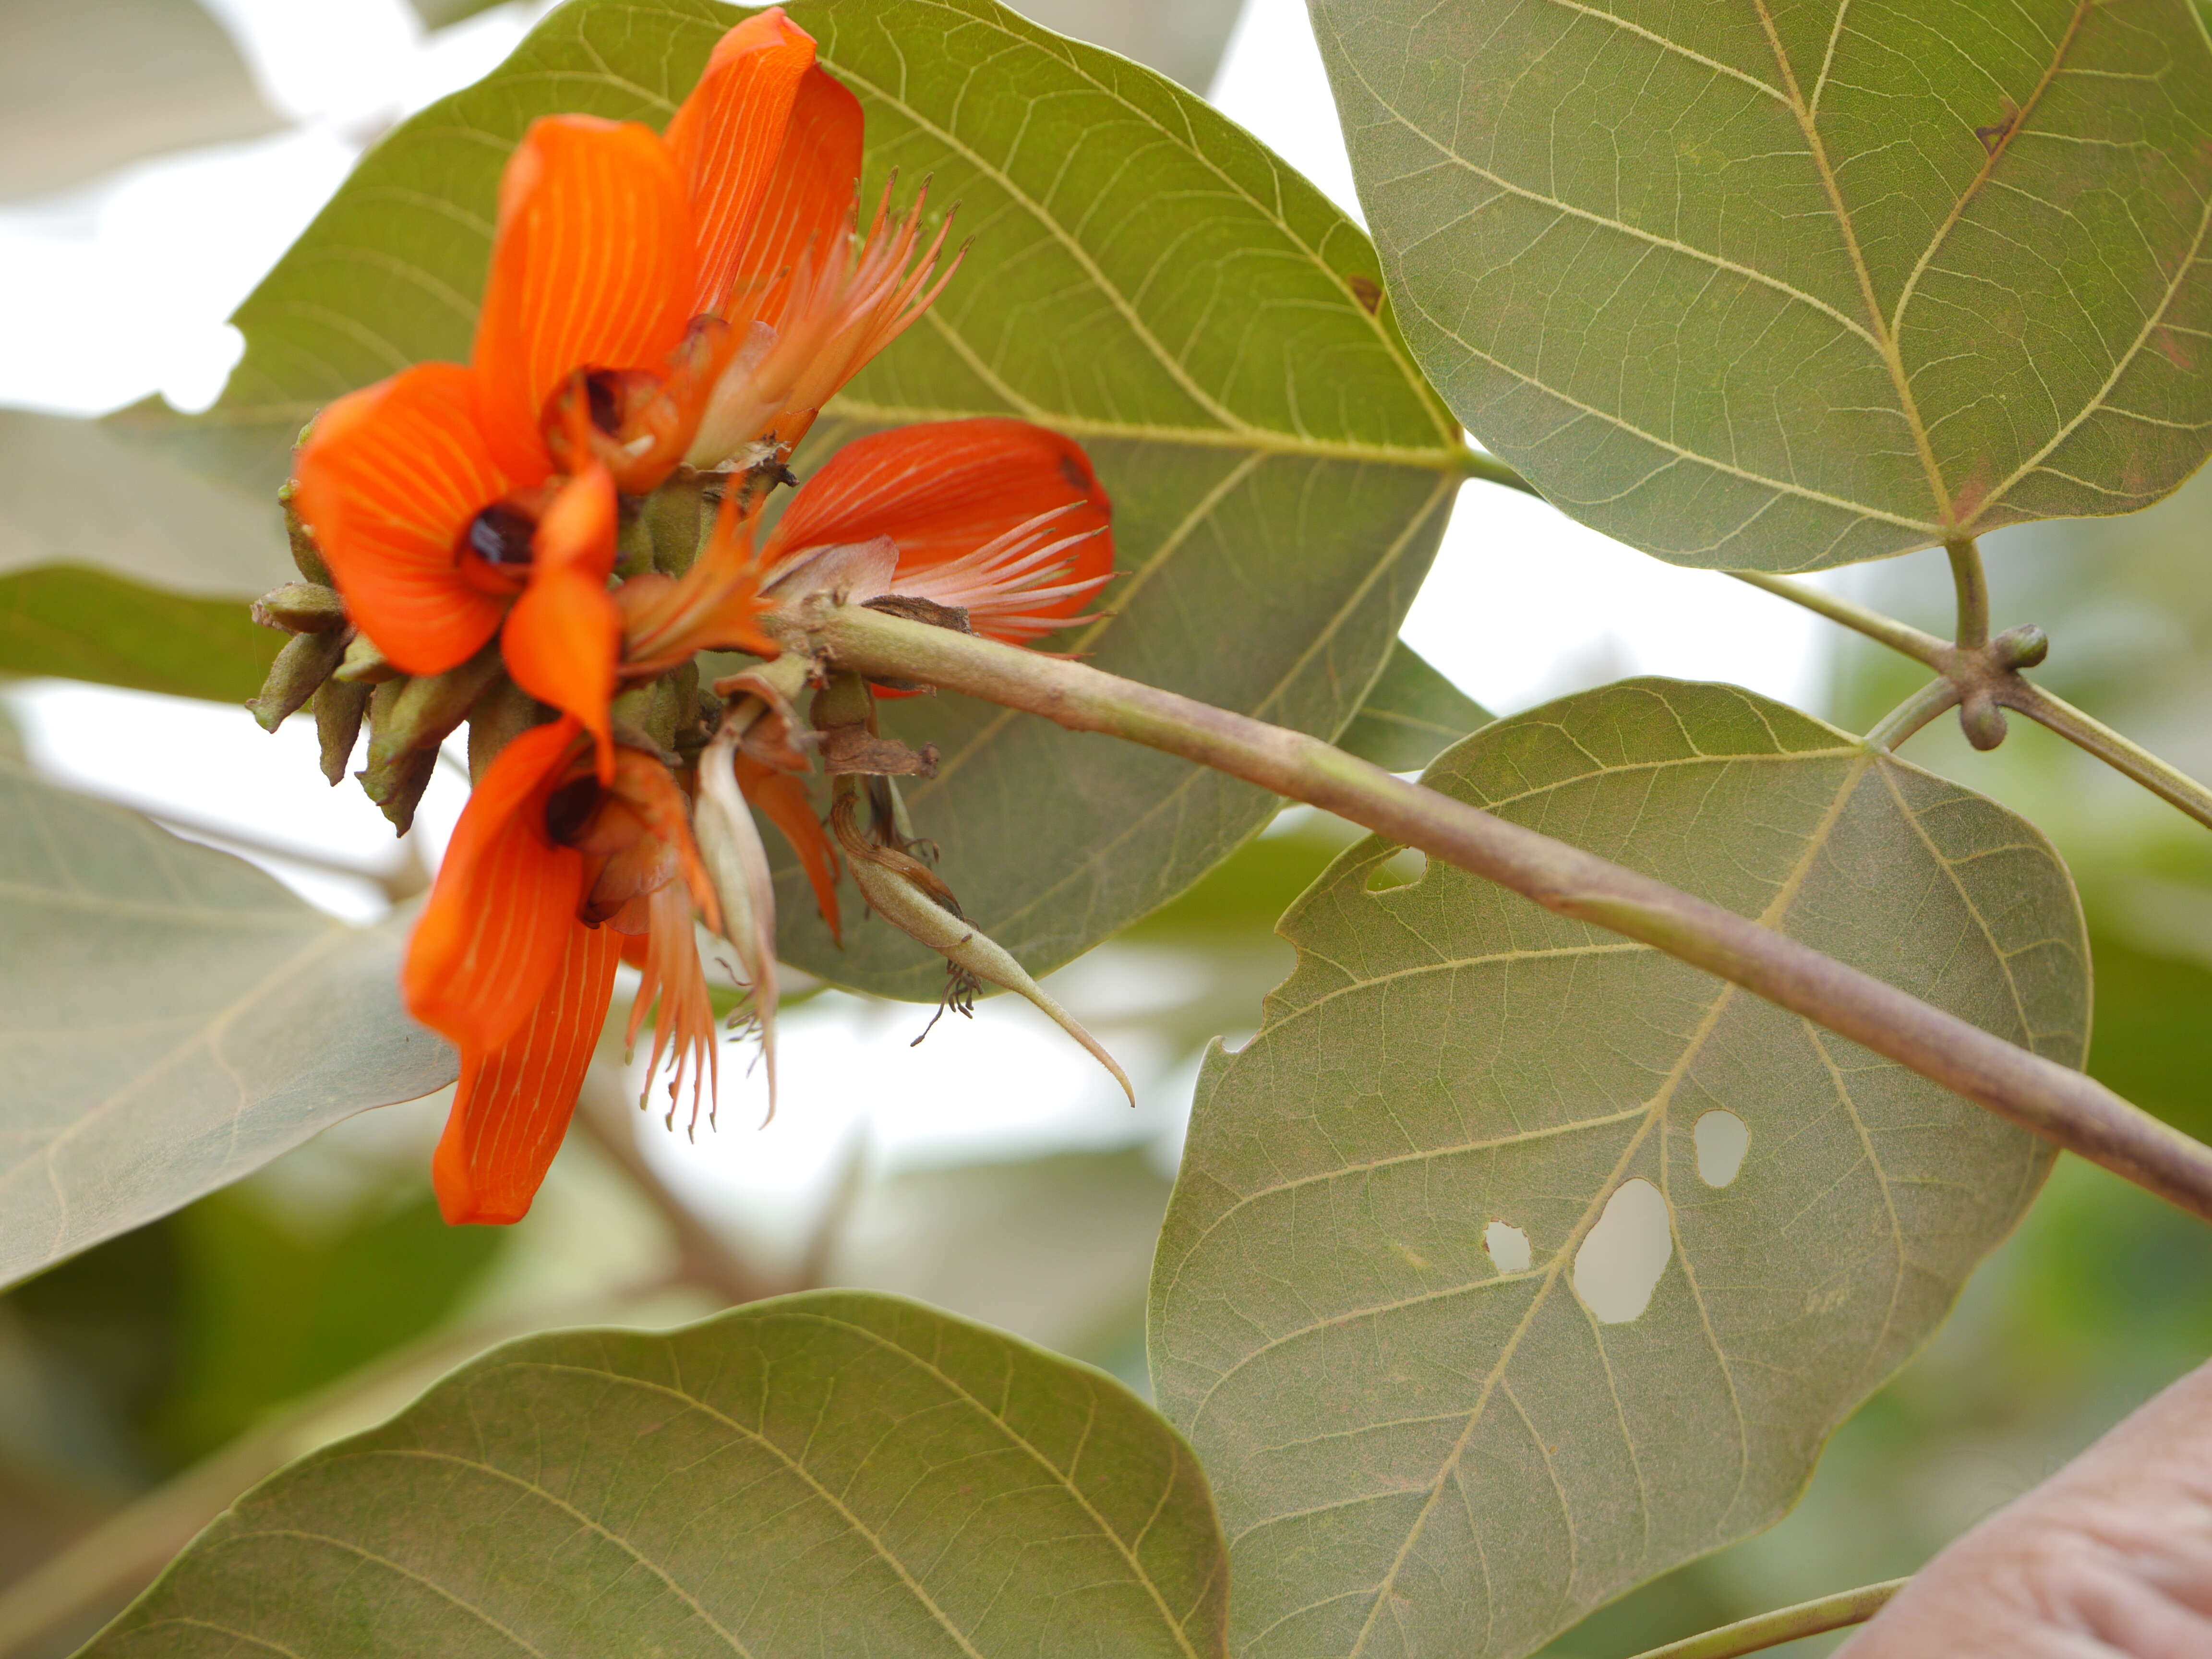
{"left": 1623, "top": 1578, "right": 1907, "bottom": 1659}
{"left": 1947, "top": 537, "right": 1991, "bottom": 649}
{"left": 2002, "top": 679, "right": 2212, "bottom": 835}
{"left": 811, "top": 603, "right": 2212, "bottom": 1222}
{"left": 1459, "top": 446, "right": 1540, "bottom": 495}
{"left": 1863, "top": 678, "right": 1961, "bottom": 751}
{"left": 1731, "top": 565, "right": 2212, "bottom": 832}
{"left": 1726, "top": 570, "right": 1948, "bottom": 669}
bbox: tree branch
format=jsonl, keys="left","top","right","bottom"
{"left": 1732, "top": 565, "right": 2212, "bottom": 815}
{"left": 809, "top": 602, "right": 2212, "bottom": 1222}
{"left": 1624, "top": 1579, "right": 1907, "bottom": 1659}
{"left": 2000, "top": 678, "right": 2212, "bottom": 835}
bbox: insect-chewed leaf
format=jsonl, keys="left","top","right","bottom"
{"left": 115, "top": 0, "right": 1468, "bottom": 998}
{"left": 0, "top": 762, "right": 455, "bottom": 1288}
{"left": 83, "top": 1291, "right": 1231, "bottom": 1659}
{"left": 1148, "top": 679, "right": 2088, "bottom": 1659}
{"left": 1310, "top": 0, "right": 2212, "bottom": 571}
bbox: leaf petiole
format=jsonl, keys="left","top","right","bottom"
{"left": 1620, "top": 1577, "right": 1908, "bottom": 1659}
{"left": 1731, "top": 565, "right": 2212, "bottom": 830}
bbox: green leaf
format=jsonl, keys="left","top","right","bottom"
{"left": 1336, "top": 638, "right": 1492, "bottom": 771}
{"left": 0, "top": 408, "right": 290, "bottom": 698}
{"left": 87, "top": 1291, "right": 1231, "bottom": 1658}
{"left": 0, "top": 0, "right": 279, "bottom": 199}
{"left": 126, "top": 0, "right": 1467, "bottom": 998}
{"left": 1310, "top": 0, "right": 2212, "bottom": 571}
{"left": 1148, "top": 678, "right": 2088, "bottom": 1659}
{"left": 0, "top": 762, "right": 455, "bottom": 1290}
{"left": 0, "top": 564, "right": 279, "bottom": 701}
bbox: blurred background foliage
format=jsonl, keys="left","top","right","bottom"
{"left": 0, "top": 0, "right": 2208, "bottom": 1656}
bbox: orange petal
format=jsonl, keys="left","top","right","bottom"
{"left": 736, "top": 754, "right": 842, "bottom": 945}
{"left": 666, "top": 9, "right": 822, "bottom": 318}
{"left": 610, "top": 747, "right": 721, "bottom": 936}
{"left": 404, "top": 718, "right": 586, "bottom": 1057}
{"left": 291, "top": 362, "right": 513, "bottom": 676}
{"left": 504, "top": 468, "right": 621, "bottom": 781}
{"left": 768, "top": 417, "right": 1114, "bottom": 595}
{"left": 433, "top": 918, "right": 622, "bottom": 1226}
{"left": 472, "top": 115, "right": 695, "bottom": 479}
{"left": 733, "top": 67, "right": 863, "bottom": 329}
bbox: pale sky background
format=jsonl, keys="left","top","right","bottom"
{"left": 0, "top": 0, "right": 1839, "bottom": 1252}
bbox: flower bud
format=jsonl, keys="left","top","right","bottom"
{"left": 364, "top": 648, "right": 503, "bottom": 776}
{"left": 245, "top": 626, "right": 349, "bottom": 734}
{"left": 312, "top": 677, "right": 371, "bottom": 786}
{"left": 360, "top": 678, "right": 437, "bottom": 835}
{"left": 251, "top": 581, "right": 347, "bottom": 633}
{"left": 334, "top": 631, "right": 400, "bottom": 684}
{"left": 277, "top": 481, "right": 333, "bottom": 587}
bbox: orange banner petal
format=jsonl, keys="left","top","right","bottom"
{"left": 732, "top": 66, "right": 863, "bottom": 329}
{"left": 432, "top": 918, "right": 622, "bottom": 1225}
{"left": 767, "top": 417, "right": 1114, "bottom": 584}
{"left": 291, "top": 362, "right": 512, "bottom": 676}
{"left": 404, "top": 718, "right": 585, "bottom": 1055}
{"left": 473, "top": 115, "right": 695, "bottom": 479}
{"left": 503, "top": 468, "right": 621, "bottom": 780}
{"left": 667, "top": 8, "right": 822, "bottom": 319}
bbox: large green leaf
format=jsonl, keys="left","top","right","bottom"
{"left": 0, "top": 0, "right": 278, "bottom": 199}
{"left": 85, "top": 1291, "right": 1231, "bottom": 1658}
{"left": 0, "top": 564, "right": 279, "bottom": 701}
{"left": 123, "top": 0, "right": 1467, "bottom": 998}
{"left": 1310, "top": 0, "right": 2212, "bottom": 571}
{"left": 1148, "top": 679, "right": 2088, "bottom": 1659}
{"left": 1337, "top": 638, "right": 1492, "bottom": 771}
{"left": 0, "top": 409, "right": 288, "bottom": 698}
{"left": 0, "top": 762, "right": 454, "bottom": 1290}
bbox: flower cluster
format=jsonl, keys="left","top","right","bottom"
{"left": 257, "top": 10, "right": 1115, "bottom": 1225}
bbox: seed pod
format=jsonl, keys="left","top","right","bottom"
{"left": 359, "top": 679, "right": 437, "bottom": 835}
{"left": 245, "top": 626, "right": 349, "bottom": 734}
{"left": 696, "top": 724, "right": 781, "bottom": 1116}
{"left": 363, "top": 647, "right": 502, "bottom": 776}
{"left": 830, "top": 789, "right": 1132, "bottom": 1104}
{"left": 312, "top": 677, "right": 371, "bottom": 786}
{"left": 251, "top": 580, "right": 347, "bottom": 633}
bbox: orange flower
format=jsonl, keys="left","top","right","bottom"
{"left": 291, "top": 8, "right": 879, "bottom": 770}
{"left": 405, "top": 717, "right": 722, "bottom": 1224}
{"left": 760, "top": 418, "right": 1116, "bottom": 643}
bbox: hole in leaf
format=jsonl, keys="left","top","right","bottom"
{"left": 1572, "top": 1178, "right": 1673, "bottom": 1323}
{"left": 1365, "top": 847, "right": 1425, "bottom": 892}
{"left": 1694, "top": 1109, "right": 1749, "bottom": 1188}
{"left": 1483, "top": 1221, "right": 1531, "bottom": 1273}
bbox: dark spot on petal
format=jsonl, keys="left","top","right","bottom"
{"left": 543, "top": 775, "right": 603, "bottom": 845}
{"left": 1058, "top": 453, "right": 1090, "bottom": 495}
{"left": 458, "top": 499, "right": 539, "bottom": 571}
{"left": 584, "top": 369, "right": 625, "bottom": 435}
